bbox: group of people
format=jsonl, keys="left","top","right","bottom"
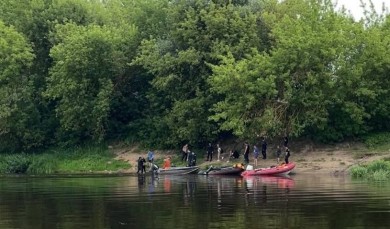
{"left": 139, "top": 136, "right": 291, "bottom": 173}
{"left": 247, "top": 136, "right": 290, "bottom": 165}
{"left": 204, "top": 143, "right": 225, "bottom": 162}
{"left": 137, "top": 150, "right": 156, "bottom": 174}
{"left": 203, "top": 136, "right": 291, "bottom": 166}
{"left": 181, "top": 144, "right": 198, "bottom": 167}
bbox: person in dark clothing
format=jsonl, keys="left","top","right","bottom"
{"left": 261, "top": 138, "right": 267, "bottom": 159}
{"left": 188, "top": 151, "right": 197, "bottom": 167}
{"left": 137, "top": 157, "right": 146, "bottom": 174}
{"left": 206, "top": 143, "right": 213, "bottom": 161}
{"left": 283, "top": 136, "right": 289, "bottom": 147}
{"left": 285, "top": 147, "right": 291, "bottom": 164}
{"left": 229, "top": 150, "right": 240, "bottom": 160}
{"left": 244, "top": 142, "right": 250, "bottom": 164}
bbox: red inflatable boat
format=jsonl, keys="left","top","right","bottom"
{"left": 241, "top": 162, "right": 295, "bottom": 177}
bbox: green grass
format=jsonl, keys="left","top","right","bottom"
{"left": 350, "top": 160, "right": 390, "bottom": 181}
{"left": 0, "top": 145, "right": 130, "bottom": 175}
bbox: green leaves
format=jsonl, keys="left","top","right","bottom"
{"left": 0, "top": 0, "right": 390, "bottom": 152}
{"left": 0, "top": 21, "right": 42, "bottom": 152}
{"left": 46, "top": 24, "right": 137, "bottom": 142}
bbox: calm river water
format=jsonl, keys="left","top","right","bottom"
{"left": 0, "top": 173, "right": 389, "bottom": 229}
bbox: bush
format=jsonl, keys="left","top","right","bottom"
{"left": 367, "top": 160, "right": 390, "bottom": 172}
{"left": 0, "top": 154, "right": 31, "bottom": 174}
{"left": 27, "top": 155, "right": 58, "bottom": 174}
{"left": 371, "top": 170, "right": 390, "bottom": 181}
{"left": 363, "top": 132, "right": 390, "bottom": 148}
{"left": 350, "top": 160, "right": 390, "bottom": 180}
{"left": 350, "top": 165, "right": 368, "bottom": 178}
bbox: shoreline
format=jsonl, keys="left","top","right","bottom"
{"left": 113, "top": 143, "right": 390, "bottom": 176}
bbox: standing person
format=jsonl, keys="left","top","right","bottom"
{"left": 285, "top": 147, "right": 291, "bottom": 164}
{"left": 142, "top": 157, "right": 146, "bottom": 173}
{"left": 217, "top": 144, "right": 222, "bottom": 161}
{"left": 147, "top": 150, "right": 154, "bottom": 170}
{"left": 182, "top": 144, "right": 189, "bottom": 162}
{"left": 283, "top": 136, "right": 289, "bottom": 147}
{"left": 275, "top": 145, "right": 282, "bottom": 164}
{"left": 261, "top": 137, "right": 267, "bottom": 159}
{"left": 188, "top": 151, "right": 196, "bottom": 166}
{"left": 244, "top": 142, "right": 250, "bottom": 164}
{"left": 206, "top": 143, "right": 214, "bottom": 161}
{"left": 137, "top": 157, "right": 146, "bottom": 174}
{"left": 163, "top": 156, "right": 171, "bottom": 169}
{"left": 253, "top": 145, "right": 259, "bottom": 166}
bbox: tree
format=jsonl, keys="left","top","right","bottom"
{"left": 45, "top": 23, "right": 138, "bottom": 143}
{"left": 134, "top": 0, "right": 271, "bottom": 147}
{"left": 0, "top": 21, "right": 42, "bottom": 152}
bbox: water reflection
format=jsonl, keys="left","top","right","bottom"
{"left": 0, "top": 174, "right": 389, "bottom": 229}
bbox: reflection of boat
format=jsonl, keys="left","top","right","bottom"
{"left": 199, "top": 166, "right": 244, "bottom": 175}
{"left": 157, "top": 166, "right": 199, "bottom": 175}
{"left": 256, "top": 176, "right": 295, "bottom": 189}
{"left": 241, "top": 163, "right": 295, "bottom": 177}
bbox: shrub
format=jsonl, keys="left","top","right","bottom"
{"left": 367, "top": 160, "right": 390, "bottom": 172}
{"left": 350, "top": 165, "right": 368, "bottom": 178}
{"left": 27, "top": 155, "right": 58, "bottom": 174}
{"left": 363, "top": 132, "right": 390, "bottom": 148}
{"left": 370, "top": 170, "right": 390, "bottom": 181}
{"left": 350, "top": 160, "right": 390, "bottom": 180}
{"left": 1, "top": 154, "right": 31, "bottom": 174}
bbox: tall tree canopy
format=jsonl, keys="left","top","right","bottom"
{"left": 0, "top": 0, "right": 389, "bottom": 152}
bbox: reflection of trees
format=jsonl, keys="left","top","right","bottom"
{"left": 1, "top": 175, "right": 390, "bottom": 228}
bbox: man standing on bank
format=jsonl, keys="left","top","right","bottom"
{"left": 284, "top": 136, "right": 289, "bottom": 147}
{"left": 285, "top": 147, "right": 291, "bottom": 164}
{"left": 206, "top": 143, "right": 214, "bottom": 162}
{"left": 261, "top": 137, "right": 267, "bottom": 159}
{"left": 244, "top": 142, "right": 250, "bottom": 164}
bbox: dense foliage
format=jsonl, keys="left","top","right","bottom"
{"left": 0, "top": 0, "right": 389, "bottom": 152}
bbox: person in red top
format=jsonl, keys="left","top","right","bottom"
{"left": 163, "top": 156, "right": 171, "bottom": 169}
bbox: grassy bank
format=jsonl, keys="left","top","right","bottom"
{"left": 0, "top": 145, "right": 130, "bottom": 175}
{"left": 350, "top": 159, "right": 390, "bottom": 181}
{"left": 349, "top": 132, "right": 390, "bottom": 181}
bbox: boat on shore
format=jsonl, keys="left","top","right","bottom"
{"left": 157, "top": 166, "right": 199, "bottom": 175}
{"left": 241, "top": 162, "right": 295, "bottom": 177}
{"left": 198, "top": 164, "right": 245, "bottom": 175}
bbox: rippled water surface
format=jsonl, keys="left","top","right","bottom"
{"left": 1, "top": 174, "right": 389, "bottom": 229}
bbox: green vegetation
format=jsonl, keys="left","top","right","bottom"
{"left": 362, "top": 132, "right": 390, "bottom": 150}
{"left": 350, "top": 160, "right": 390, "bottom": 181}
{"left": 0, "top": 146, "right": 130, "bottom": 174}
{"left": 0, "top": 0, "right": 389, "bottom": 173}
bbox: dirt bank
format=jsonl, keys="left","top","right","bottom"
{"left": 112, "top": 142, "right": 390, "bottom": 175}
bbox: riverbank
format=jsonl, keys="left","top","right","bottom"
{"left": 1, "top": 140, "right": 389, "bottom": 176}
{"left": 113, "top": 141, "right": 390, "bottom": 176}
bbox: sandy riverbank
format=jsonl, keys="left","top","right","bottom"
{"left": 112, "top": 142, "right": 390, "bottom": 175}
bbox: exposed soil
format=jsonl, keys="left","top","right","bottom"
{"left": 111, "top": 141, "right": 390, "bottom": 175}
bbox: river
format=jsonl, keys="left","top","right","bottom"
{"left": 0, "top": 173, "right": 389, "bottom": 229}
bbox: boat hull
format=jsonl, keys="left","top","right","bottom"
{"left": 241, "top": 163, "right": 295, "bottom": 176}
{"left": 199, "top": 167, "right": 244, "bottom": 175}
{"left": 157, "top": 166, "right": 199, "bottom": 175}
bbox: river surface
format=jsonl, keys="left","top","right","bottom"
{"left": 0, "top": 173, "right": 389, "bottom": 229}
